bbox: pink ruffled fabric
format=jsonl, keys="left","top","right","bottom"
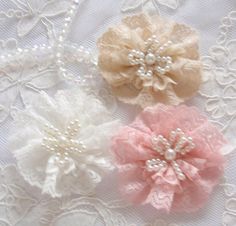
{"left": 111, "top": 104, "right": 226, "bottom": 213}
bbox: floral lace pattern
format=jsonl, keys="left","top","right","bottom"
{"left": 0, "top": 164, "right": 181, "bottom": 226}
{"left": 197, "top": 10, "right": 236, "bottom": 149}
{"left": 0, "top": 0, "right": 234, "bottom": 226}
{"left": 0, "top": 0, "right": 99, "bottom": 123}
{"left": 0, "top": 164, "right": 234, "bottom": 225}
{"left": 222, "top": 182, "right": 236, "bottom": 226}
{"left": 121, "top": 0, "right": 180, "bottom": 14}
{"left": 0, "top": 165, "right": 128, "bottom": 226}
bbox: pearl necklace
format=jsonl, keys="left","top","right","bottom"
{"left": 128, "top": 35, "right": 173, "bottom": 79}
{"left": 0, "top": 0, "right": 97, "bottom": 86}
{"left": 41, "top": 119, "right": 86, "bottom": 165}
{"left": 145, "top": 128, "right": 195, "bottom": 181}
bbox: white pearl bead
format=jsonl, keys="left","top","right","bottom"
{"left": 178, "top": 173, "right": 186, "bottom": 180}
{"left": 58, "top": 136, "right": 67, "bottom": 144}
{"left": 156, "top": 56, "right": 161, "bottom": 61}
{"left": 59, "top": 160, "right": 65, "bottom": 165}
{"left": 164, "top": 148, "right": 176, "bottom": 161}
{"left": 145, "top": 53, "right": 156, "bottom": 65}
{"left": 146, "top": 71, "right": 152, "bottom": 77}
{"left": 165, "top": 65, "right": 170, "bottom": 71}
{"left": 160, "top": 68, "right": 165, "bottom": 74}
{"left": 139, "top": 52, "right": 145, "bottom": 58}
{"left": 155, "top": 67, "right": 160, "bottom": 73}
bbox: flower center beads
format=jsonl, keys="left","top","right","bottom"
{"left": 41, "top": 119, "right": 86, "bottom": 165}
{"left": 145, "top": 128, "right": 195, "bottom": 181}
{"left": 128, "top": 35, "right": 173, "bottom": 78}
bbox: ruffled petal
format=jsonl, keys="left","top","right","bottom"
{"left": 118, "top": 163, "right": 151, "bottom": 204}
{"left": 168, "top": 58, "right": 202, "bottom": 99}
{"left": 112, "top": 126, "right": 154, "bottom": 164}
{"left": 145, "top": 186, "right": 174, "bottom": 212}
{"left": 42, "top": 155, "right": 76, "bottom": 197}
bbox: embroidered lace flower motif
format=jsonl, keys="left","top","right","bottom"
{"left": 10, "top": 89, "right": 120, "bottom": 198}
{"left": 16, "top": 0, "right": 69, "bottom": 37}
{"left": 112, "top": 104, "right": 226, "bottom": 212}
{"left": 97, "top": 14, "right": 202, "bottom": 108}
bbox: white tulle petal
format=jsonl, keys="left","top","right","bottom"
{"left": 9, "top": 89, "right": 120, "bottom": 197}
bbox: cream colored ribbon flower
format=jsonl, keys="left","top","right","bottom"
{"left": 97, "top": 13, "right": 202, "bottom": 108}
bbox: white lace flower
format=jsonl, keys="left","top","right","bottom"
{"left": 10, "top": 89, "right": 120, "bottom": 197}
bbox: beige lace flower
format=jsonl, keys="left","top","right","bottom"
{"left": 97, "top": 14, "right": 202, "bottom": 108}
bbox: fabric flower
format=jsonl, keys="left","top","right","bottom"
{"left": 112, "top": 104, "right": 226, "bottom": 212}
{"left": 97, "top": 14, "right": 202, "bottom": 108}
{"left": 10, "top": 89, "right": 120, "bottom": 198}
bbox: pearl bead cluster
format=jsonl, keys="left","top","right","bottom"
{"left": 171, "top": 161, "right": 186, "bottom": 181}
{"left": 41, "top": 119, "right": 86, "bottom": 165}
{"left": 146, "top": 159, "right": 167, "bottom": 172}
{"left": 128, "top": 35, "right": 173, "bottom": 79}
{"left": 145, "top": 128, "right": 195, "bottom": 181}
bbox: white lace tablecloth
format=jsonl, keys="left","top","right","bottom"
{"left": 0, "top": 0, "right": 235, "bottom": 225}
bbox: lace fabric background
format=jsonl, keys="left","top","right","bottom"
{"left": 0, "top": 0, "right": 236, "bottom": 225}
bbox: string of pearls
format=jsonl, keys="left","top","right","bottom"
{"left": 145, "top": 128, "right": 195, "bottom": 181}
{"left": 0, "top": 44, "right": 54, "bottom": 69}
{"left": 64, "top": 42, "right": 98, "bottom": 76}
{"left": 0, "top": 42, "right": 95, "bottom": 71}
{"left": 55, "top": 0, "right": 82, "bottom": 83}
{"left": 128, "top": 35, "right": 173, "bottom": 79}
{"left": 0, "top": 0, "right": 98, "bottom": 86}
{"left": 41, "top": 119, "right": 86, "bottom": 166}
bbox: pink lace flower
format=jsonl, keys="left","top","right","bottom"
{"left": 112, "top": 105, "right": 226, "bottom": 213}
